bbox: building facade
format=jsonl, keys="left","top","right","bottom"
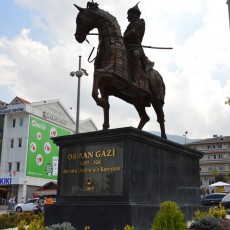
{"left": 186, "top": 136, "right": 230, "bottom": 190}
{"left": 0, "top": 97, "right": 98, "bottom": 203}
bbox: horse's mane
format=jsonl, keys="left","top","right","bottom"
{"left": 86, "top": 3, "right": 121, "bottom": 37}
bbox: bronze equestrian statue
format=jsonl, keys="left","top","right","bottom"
{"left": 74, "top": 1, "right": 167, "bottom": 139}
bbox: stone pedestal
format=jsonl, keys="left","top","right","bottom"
{"left": 45, "top": 127, "right": 203, "bottom": 230}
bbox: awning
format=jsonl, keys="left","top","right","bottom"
{"left": 33, "top": 189, "right": 57, "bottom": 197}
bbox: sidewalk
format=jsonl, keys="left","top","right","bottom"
{"left": 0, "top": 205, "right": 15, "bottom": 215}
{"left": 0, "top": 209, "right": 15, "bottom": 215}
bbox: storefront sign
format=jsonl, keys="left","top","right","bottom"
{"left": 43, "top": 112, "right": 67, "bottom": 126}
{"left": 0, "top": 178, "right": 12, "bottom": 185}
{"left": 0, "top": 104, "right": 25, "bottom": 114}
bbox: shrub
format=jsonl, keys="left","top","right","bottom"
{"left": 209, "top": 205, "right": 227, "bottom": 219}
{"left": 27, "top": 215, "right": 46, "bottom": 230}
{"left": 47, "top": 221, "right": 76, "bottom": 230}
{"left": 124, "top": 225, "right": 134, "bottom": 230}
{"left": 193, "top": 209, "right": 208, "bottom": 221}
{"left": 151, "top": 200, "right": 186, "bottom": 230}
{"left": 18, "top": 220, "right": 28, "bottom": 230}
{"left": 0, "top": 212, "right": 37, "bottom": 229}
{"left": 0, "top": 211, "right": 45, "bottom": 229}
{"left": 190, "top": 215, "right": 222, "bottom": 230}
{"left": 193, "top": 205, "right": 227, "bottom": 222}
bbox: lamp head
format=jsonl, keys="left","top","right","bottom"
{"left": 70, "top": 71, "right": 76, "bottom": 77}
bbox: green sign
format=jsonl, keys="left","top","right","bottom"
{"left": 26, "top": 115, "right": 72, "bottom": 179}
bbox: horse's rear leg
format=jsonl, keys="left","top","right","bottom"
{"left": 134, "top": 104, "right": 150, "bottom": 130}
{"left": 151, "top": 100, "right": 167, "bottom": 139}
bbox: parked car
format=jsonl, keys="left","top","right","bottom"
{"left": 220, "top": 193, "right": 230, "bottom": 208}
{"left": 201, "top": 193, "right": 227, "bottom": 206}
{"left": 14, "top": 198, "right": 40, "bottom": 213}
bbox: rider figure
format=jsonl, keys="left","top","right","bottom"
{"left": 123, "top": 2, "right": 146, "bottom": 84}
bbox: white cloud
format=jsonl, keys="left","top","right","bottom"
{"left": 1, "top": 0, "right": 230, "bottom": 139}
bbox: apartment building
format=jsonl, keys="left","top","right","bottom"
{"left": 186, "top": 136, "right": 230, "bottom": 189}
{"left": 0, "top": 96, "right": 98, "bottom": 203}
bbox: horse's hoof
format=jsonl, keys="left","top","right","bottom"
{"left": 102, "top": 125, "right": 110, "bottom": 130}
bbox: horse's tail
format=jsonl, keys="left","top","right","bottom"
{"left": 149, "top": 69, "right": 165, "bottom": 103}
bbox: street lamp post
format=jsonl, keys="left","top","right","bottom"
{"left": 227, "top": 0, "right": 230, "bottom": 29}
{"left": 225, "top": 97, "right": 230, "bottom": 105}
{"left": 183, "top": 131, "right": 188, "bottom": 144}
{"left": 70, "top": 56, "right": 88, "bottom": 133}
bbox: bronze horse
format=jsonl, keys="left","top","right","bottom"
{"left": 74, "top": 2, "right": 167, "bottom": 139}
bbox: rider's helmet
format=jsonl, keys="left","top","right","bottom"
{"left": 127, "top": 2, "right": 141, "bottom": 16}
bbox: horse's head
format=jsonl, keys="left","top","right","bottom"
{"left": 74, "top": 2, "right": 98, "bottom": 43}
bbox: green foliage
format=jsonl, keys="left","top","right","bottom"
{"left": 193, "top": 205, "right": 227, "bottom": 221}
{"left": 190, "top": 215, "right": 222, "bottom": 230}
{"left": 151, "top": 200, "right": 187, "bottom": 230}
{"left": 27, "top": 214, "right": 46, "bottom": 230}
{"left": 124, "top": 224, "right": 135, "bottom": 230}
{"left": 47, "top": 221, "right": 76, "bottom": 230}
{"left": 191, "top": 206, "right": 228, "bottom": 229}
{"left": 0, "top": 211, "right": 43, "bottom": 229}
{"left": 18, "top": 220, "right": 28, "bottom": 230}
{"left": 193, "top": 209, "right": 208, "bottom": 221}
{"left": 209, "top": 205, "right": 227, "bottom": 219}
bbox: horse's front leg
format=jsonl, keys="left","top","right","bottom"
{"left": 92, "top": 71, "right": 110, "bottom": 129}
{"left": 101, "top": 94, "right": 110, "bottom": 130}
{"left": 92, "top": 70, "right": 100, "bottom": 103}
{"left": 92, "top": 71, "right": 108, "bottom": 107}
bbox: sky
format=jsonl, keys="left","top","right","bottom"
{"left": 0, "top": 0, "right": 230, "bottom": 139}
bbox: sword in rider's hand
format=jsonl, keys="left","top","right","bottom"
{"left": 87, "top": 33, "right": 173, "bottom": 50}
{"left": 125, "top": 44, "right": 173, "bottom": 50}
{"left": 138, "top": 45, "right": 172, "bottom": 50}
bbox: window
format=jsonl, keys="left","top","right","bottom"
{"left": 16, "top": 162, "right": 20, "bottom": 172}
{"left": 200, "top": 180, "right": 202, "bottom": 186}
{"left": 12, "top": 119, "right": 16, "bottom": 127}
{"left": 208, "top": 155, "right": 216, "bottom": 160}
{"left": 209, "top": 179, "right": 215, "bottom": 185}
{"left": 19, "top": 118, "right": 23, "bottom": 127}
{"left": 218, "top": 154, "right": 228, "bottom": 159}
{"left": 219, "top": 165, "right": 225, "bottom": 171}
{"left": 10, "top": 139, "right": 14, "bottom": 148}
{"left": 8, "top": 162, "right": 12, "bottom": 172}
{"left": 18, "top": 138, "right": 22, "bottom": 147}
{"left": 209, "top": 166, "right": 216, "bottom": 171}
